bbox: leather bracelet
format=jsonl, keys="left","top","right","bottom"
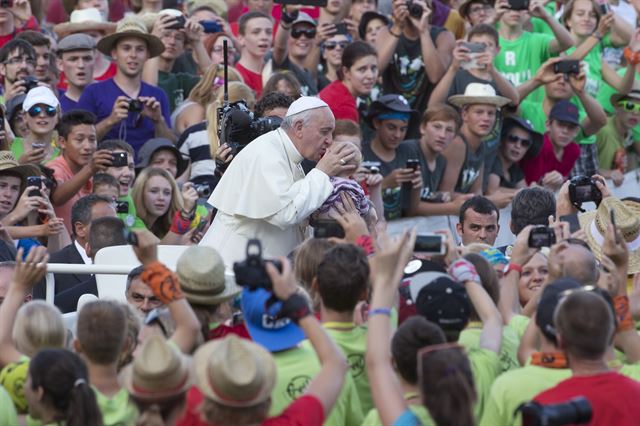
{"left": 280, "top": 293, "right": 311, "bottom": 324}
{"left": 389, "top": 29, "right": 401, "bottom": 38}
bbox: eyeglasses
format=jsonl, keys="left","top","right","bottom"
{"left": 212, "top": 45, "right": 236, "bottom": 54}
{"left": 291, "top": 28, "right": 317, "bottom": 39}
{"left": 5, "top": 56, "right": 35, "bottom": 66}
{"left": 324, "top": 41, "right": 349, "bottom": 50}
{"left": 506, "top": 134, "right": 532, "bottom": 148}
{"left": 618, "top": 100, "right": 640, "bottom": 113}
{"left": 468, "top": 4, "right": 493, "bottom": 14}
{"left": 27, "top": 105, "right": 57, "bottom": 118}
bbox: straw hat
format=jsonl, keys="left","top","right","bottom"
{"left": 53, "top": 8, "right": 117, "bottom": 39}
{"left": 448, "top": 83, "right": 511, "bottom": 108}
{"left": 0, "top": 151, "right": 40, "bottom": 186}
{"left": 96, "top": 16, "right": 164, "bottom": 58}
{"left": 579, "top": 197, "right": 640, "bottom": 274}
{"left": 194, "top": 335, "right": 276, "bottom": 407}
{"left": 176, "top": 246, "right": 241, "bottom": 305}
{"left": 122, "top": 335, "right": 192, "bottom": 401}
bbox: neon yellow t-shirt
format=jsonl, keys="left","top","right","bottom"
{"left": 468, "top": 347, "right": 502, "bottom": 422}
{"left": 93, "top": 387, "right": 138, "bottom": 426}
{"left": 270, "top": 344, "right": 364, "bottom": 426}
{"left": 508, "top": 314, "right": 530, "bottom": 341}
{"left": 321, "top": 322, "right": 373, "bottom": 414}
{"left": 479, "top": 364, "right": 571, "bottom": 426}
{"left": 0, "top": 354, "right": 30, "bottom": 413}
{"left": 0, "top": 385, "right": 18, "bottom": 426}
{"left": 459, "top": 324, "right": 521, "bottom": 372}
{"left": 11, "top": 137, "right": 60, "bottom": 164}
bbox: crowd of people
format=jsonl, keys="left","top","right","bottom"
{"left": 0, "top": 0, "right": 638, "bottom": 424}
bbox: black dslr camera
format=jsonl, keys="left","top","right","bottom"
{"left": 218, "top": 101, "right": 282, "bottom": 157}
{"left": 128, "top": 99, "right": 144, "bottom": 113}
{"left": 233, "top": 239, "right": 283, "bottom": 291}
{"left": 528, "top": 225, "right": 556, "bottom": 248}
{"left": 519, "top": 396, "right": 592, "bottom": 426}
{"left": 568, "top": 175, "right": 602, "bottom": 212}
{"left": 23, "top": 76, "right": 39, "bottom": 92}
{"left": 406, "top": 0, "right": 424, "bottom": 17}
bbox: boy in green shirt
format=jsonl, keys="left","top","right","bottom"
{"left": 494, "top": 0, "right": 574, "bottom": 102}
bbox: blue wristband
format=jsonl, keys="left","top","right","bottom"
{"left": 369, "top": 307, "right": 392, "bottom": 317}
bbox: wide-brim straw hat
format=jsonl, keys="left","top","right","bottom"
{"left": 0, "top": 151, "right": 40, "bottom": 187}
{"left": 97, "top": 16, "right": 164, "bottom": 58}
{"left": 122, "top": 335, "right": 192, "bottom": 401}
{"left": 194, "top": 335, "right": 276, "bottom": 407}
{"left": 177, "top": 246, "right": 241, "bottom": 305}
{"left": 53, "top": 8, "right": 117, "bottom": 39}
{"left": 579, "top": 197, "right": 640, "bottom": 275}
{"left": 448, "top": 82, "right": 511, "bottom": 108}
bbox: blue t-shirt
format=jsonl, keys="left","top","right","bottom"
{"left": 393, "top": 409, "right": 423, "bottom": 426}
{"left": 76, "top": 79, "right": 171, "bottom": 154}
{"left": 59, "top": 92, "right": 78, "bottom": 113}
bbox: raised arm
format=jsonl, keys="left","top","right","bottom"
{"left": 428, "top": 41, "right": 467, "bottom": 107}
{"left": 516, "top": 57, "right": 563, "bottom": 102}
{"left": 569, "top": 71, "right": 607, "bottom": 136}
{"left": 366, "top": 229, "right": 416, "bottom": 426}
{"left": 0, "top": 247, "right": 48, "bottom": 367}
{"left": 529, "top": 0, "right": 573, "bottom": 53}
{"left": 375, "top": 0, "right": 407, "bottom": 73}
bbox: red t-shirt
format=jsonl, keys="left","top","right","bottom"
{"left": 58, "top": 61, "right": 117, "bottom": 91}
{"left": 534, "top": 371, "right": 640, "bottom": 426}
{"left": 520, "top": 133, "right": 580, "bottom": 184}
{"left": 177, "top": 387, "right": 324, "bottom": 426}
{"left": 318, "top": 80, "right": 358, "bottom": 123}
{"left": 236, "top": 62, "right": 263, "bottom": 98}
{"left": 0, "top": 16, "right": 39, "bottom": 50}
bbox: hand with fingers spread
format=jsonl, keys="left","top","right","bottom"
{"left": 330, "top": 192, "right": 369, "bottom": 244}
{"left": 12, "top": 246, "right": 48, "bottom": 292}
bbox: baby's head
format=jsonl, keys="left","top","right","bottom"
{"left": 333, "top": 141, "right": 362, "bottom": 178}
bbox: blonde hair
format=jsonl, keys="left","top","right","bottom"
{"left": 206, "top": 82, "right": 256, "bottom": 157}
{"left": 187, "top": 64, "right": 243, "bottom": 108}
{"left": 131, "top": 168, "right": 184, "bottom": 238}
{"left": 12, "top": 301, "right": 65, "bottom": 357}
{"left": 118, "top": 303, "right": 142, "bottom": 371}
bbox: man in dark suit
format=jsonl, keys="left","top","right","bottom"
{"left": 55, "top": 216, "right": 128, "bottom": 313}
{"left": 33, "top": 194, "right": 116, "bottom": 299}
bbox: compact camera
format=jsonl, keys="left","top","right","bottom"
{"left": 406, "top": 0, "right": 424, "bottom": 17}
{"left": 111, "top": 152, "right": 128, "bottom": 167}
{"left": 553, "top": 60, "right": 580, "bottom": 75}
{"left": 166, "top": 15, "right": 186, "bottom": 30}
{"left": 128, "top": 99, "right": 144, "bottom": 113}
{"left": 23, "top": 76, "right": 39, "bottom": 93}
{"left": 528, "top": 225, "right": 556, "bottom": 248}
{"left": 195, "top": 183, "right": 212, "bottom": 198}
{"left": 414, "top": 234, "right": 446, "bottom": 255}
{"left": 115, "top": 200, "right": 129, "bottom": 214}
{"left": 233, "top": 239, "right": 283, "bottom": 291}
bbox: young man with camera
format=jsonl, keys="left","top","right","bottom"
{"left": 48, "top": 110, "right": 113, "bottom": 234}
{"left": 0, "top": 39, "right": 36, "bottom": 104}
{"left": 77, "top": 16, "right": 176, "bottom": 152}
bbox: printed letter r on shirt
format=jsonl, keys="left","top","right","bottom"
{"left": 505, "top": 51, "right": 516, "bottom": 67}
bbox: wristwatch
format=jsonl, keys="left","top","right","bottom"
{"left": 503, "top": 263, "right": 523, "bottom": 276}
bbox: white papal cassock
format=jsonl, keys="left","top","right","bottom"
{"left": 199, "top": 128, "right": 333, "bottom": 267}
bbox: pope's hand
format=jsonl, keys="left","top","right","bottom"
{"left": 316, "top": 143, "right": 358, "bottom": 177}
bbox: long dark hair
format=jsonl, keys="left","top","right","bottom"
{"left": 29, "top": 349, "right": 104, "bottom": 426}
{"left": 419, "top": 345, "right": 476, "bottom": 426}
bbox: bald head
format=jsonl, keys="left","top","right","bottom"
{"left": 562, "top": 245, "right": 599, "bottom": 286}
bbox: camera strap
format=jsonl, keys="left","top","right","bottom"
{"left": 572, "top": 200, "right": 586, "bottom": 213}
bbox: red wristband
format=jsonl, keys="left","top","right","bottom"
{"left": 170, "top": 211, "right": 192, "bottom": 235}
{"left": 356, "top": 235, "right": 375, "bottom": 255}
{"left": 504, "top": 263, "right": 523, "bottom": 275}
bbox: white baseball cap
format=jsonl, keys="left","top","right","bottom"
{"left": 23, "top": 86, "right": 60, "bottom": 112}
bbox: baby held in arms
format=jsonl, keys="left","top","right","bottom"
{"left": 312, "top": 141, "right": 376, "bottom": 227}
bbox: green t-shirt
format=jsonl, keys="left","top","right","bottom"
{"left": 93, "top": 387, "right": 138, "bottom": 426}
{"left": 619, "top": 362, "right": 640, "bottom": 381}
{"left": 508, "top": 314, "right": 530, "bottom": 340}
{"left": 270, "top": 344, "right": 364, "bottom": 426}
{"left": 11, "top": 137, "right": 60, "bottom": 164}
{"left": 158, "top": 71, "right": 201, "bottom": 113}
{"left": 596, "top": 116, "right": 625, "bottom": 170}
{"left": 479, "top": 364, "right": 571, "bottom": 426}
{"left": 321, "top": 322, "right": 373, "bottom": 414}
{"left": 520, "top": 99, "right": 592, "bottom": 144}
{"left": 459, "top": 324, "right": 521, "bottom": 372}
{"left": 363, "top": 399, "right": 434, "bottom": 426}
{"left": 118, "top": 193, "right": 147, "bottom": 230}
{"left": 0, "top": 385, "right": 18, "bottom": 426}
{"left": 599, "top": 69, "right": 640, "bottom": 152}
{"left": 529, "top": 3, "right": 557, "bottom": 36}
{"left": 0, "top": 354, "right": 30, "bottom": 413}
{"left": 468, "top": 347, "right": 502, "bottom": 422}
{"left": 495, "top": 32, "right": 554, "bottom": 102}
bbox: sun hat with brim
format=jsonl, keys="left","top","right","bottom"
{"left": 459, "top": 0, "right": 495, "bottom": 19}
{"left": 448, "top": 83, "right": 511, "bottom": 108}
{"left": 501, "top": 115, "right": 544, "bottom": 158}
{"left": 53, "top": 8, "right": 117, "bottom": 39}
{"left": 194, "top": 334, "right": 276, "bottom": 407}
{"left": 136, "top": 138, "right": 189, "bottom": 178}
{"left": 358, "top": 11, "right": 390, "bottom": 40}
{"left": 579, "top": 197, "right": 640, "bottom": 275}
{"left": 366, "top": 94, "right": 417, "bottom": 127}
{"left": 176, "top": 246, "right": 240, "bottom": 305}
{"left": 122, "top": 335, "right": 192, "bottom": 401}
{"left": 0, "top": 151, "right": 40, "bottom": 186}
{"left": 187, "top": 0, "right": 229, "bottom": 19}
{"left": 241, "top": 287, "right": 306, "bottom": 352}
{"left": 97, "top": 16, "right": 164, "bottom": 58}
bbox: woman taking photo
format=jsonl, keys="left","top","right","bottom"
{"left": 25, "top": 349, "right": 103, "bottom": 426}
{"left": 319, "top": 41, "right": 378, "bottom": 123}
{"left": 131, "top": 167, "right": 200, "bottom": 244}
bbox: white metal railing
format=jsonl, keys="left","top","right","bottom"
{"left": 45, "top": 263, "right": 135, "bottom": 304}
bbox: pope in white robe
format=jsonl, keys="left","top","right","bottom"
{"left": 200, "top": 97, "right": 358, "bottom": 266}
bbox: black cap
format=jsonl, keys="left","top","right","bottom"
{"left": 366, "top": 94, "right": 417, "bottom": 126}
{"left": 501, "top": 115, "right": 544, "bottom": 158}
{"left": 358, "top": 11, "right": 390, "bottom": 40}
{"left": 413, "top": 274, "right": 471, "bottom": 334}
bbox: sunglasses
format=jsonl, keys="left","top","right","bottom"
{"left": 27, "top": 105, "right": 57, "bottom": 118}
{"left": 506, "top": 134, "right": 532, "bottom": 148}
{"left": 324, "top": 41, "right": 349, "bottom": 50}
{"left": 618, "top": 100, "right": 640, "bottom": 113}
{"left": 291, "top": 28, "right": 317, "bottom": 39}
